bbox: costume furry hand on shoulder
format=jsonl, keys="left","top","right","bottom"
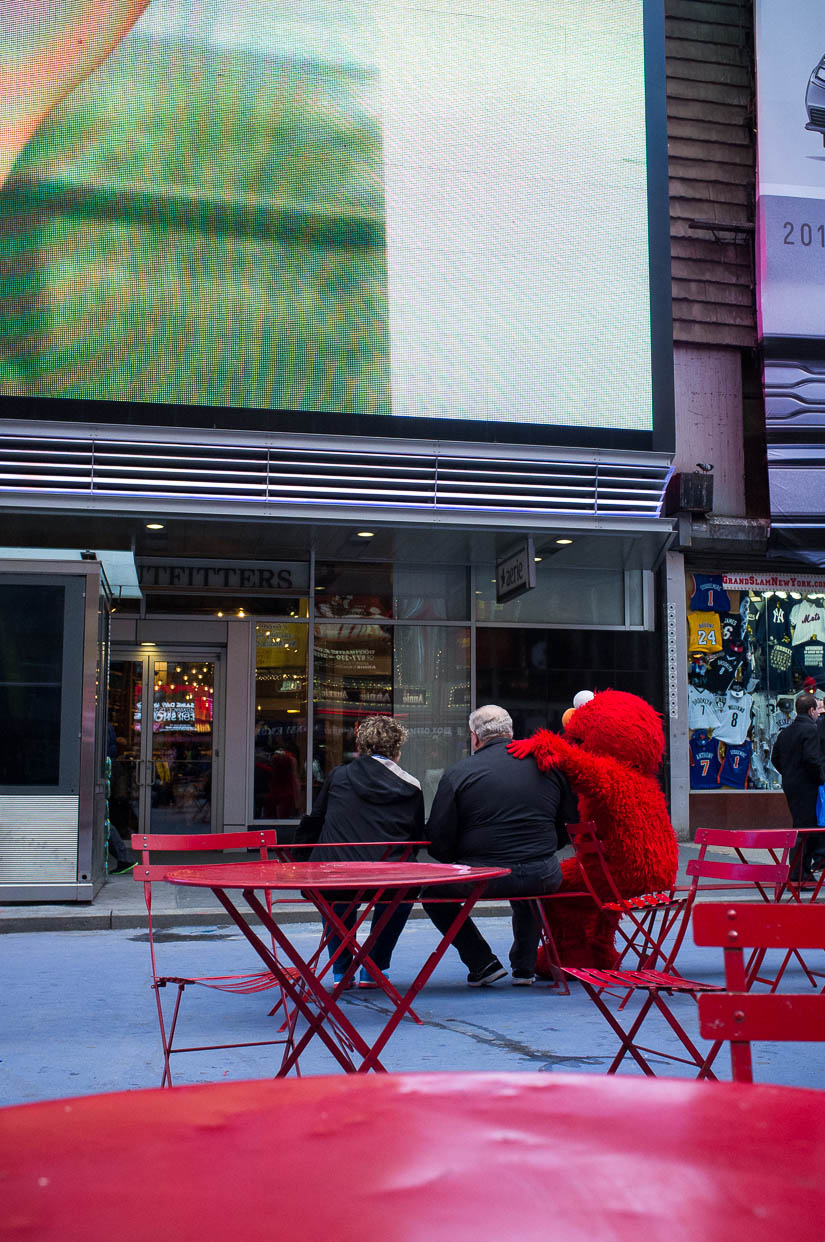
{"left": 508, "top": 689, "right": 679, "bottom": 968}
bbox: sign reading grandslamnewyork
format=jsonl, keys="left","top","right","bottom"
{"left": 723, "top": 572, "right": 825, "bottom": 592}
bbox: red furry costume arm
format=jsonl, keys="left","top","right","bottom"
{"left": 508, "top": 693, "right": 678, "bottom": 970}
{"left": 507, "top": 731, "right": 678, "bottom": 895}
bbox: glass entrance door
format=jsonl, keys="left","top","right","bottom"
{"left": 108, "top": 650, "right": 221, "bottom": 835}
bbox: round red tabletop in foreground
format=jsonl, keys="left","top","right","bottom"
{"left": 162, "top": 860, "right": 509, "bottom": 889}
{"left": 2, "top": 1072, "right": 823, "bottom": 1242}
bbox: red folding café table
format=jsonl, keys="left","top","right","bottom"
{"left": 4, "top": 1072, "right": 824, "bottom": 1242}
{"left": 164, "top": 860, "right": 509, "bottom": 1074}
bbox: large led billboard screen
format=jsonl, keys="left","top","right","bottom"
{"left": 0, "top": 1, "right": 671, "bottom": 448}
{"left": 754, "top": 0, "right": 825, "bottom": 523}
{"left": 755, "top": 0, "right": 825, "bottom": 348}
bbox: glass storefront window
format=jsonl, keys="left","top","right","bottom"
{"left": 253, "top": 622, "right": 308, "bottom": 819}
{"left": 149, "top": 660, "right": 216, "bottom": 829}
{"left": 313, "top": 622, "right": 470, "bottom": 814}
{"left": 477, "top": 627, "right": 663, "bottom": 737}
{"left": 683, "top": 573, "right": 825, "bottom": 793}
{"left": 315, "top": 563, "right": 393, "bottom": 618}
{"left": 313, "top": 621, "right": 392, "bottom": 790}
{"left": 393, "top": 564, "right": 469, "bottom": 621}
{"left": 475, "top": 565, "right": 642, "bottom": 627}
{"left": 144, "top": 594, "right": 308, "bottom": 617}
{"left": 0, "top": 582, "right": 66, "bottom": 786}
{"left": 394, "top": 625, "right": 471, "bottom": 814}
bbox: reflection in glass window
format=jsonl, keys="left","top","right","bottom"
{"left": 477, "top": 627, "right": 663, "bottom": 740}
{"left": 315, "top": 563, "right": 393, "bottom": 618}
{"left": 314, "top": 623, "right": 470, "bottom": 815}
{"left": 393, "top": 626, "right": 471, "bottom": 816}
{"left": 313, "top": 622, "right": 392, "bottom": 794}
{"left": 475, "top": 565, "right": 630, "bottom": 627}
{"left": 0, "top": 584, "right": 65, "bottom": 785}
{"left": 393, "top": 564, "right": 468, "bottom": 621}
{"left": 144, "top": 594, "right": 308, "bottom": 618}
{"left": 253, "top": 623, "right": 308, "bottom": 819}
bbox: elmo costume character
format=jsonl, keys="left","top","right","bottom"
{"left": 507, "top": 689, "right": 678, "bottom": 970}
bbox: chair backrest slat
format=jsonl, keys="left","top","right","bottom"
{"left": 131, "top": 831, "right": 279, "bottom": 854}
{"left": 693, "top": 828, "right": 797, "bottom": 850}
{"left": 700, "top": 993, "right": 825, "bottom": 1042}
{"left": 686, "top": 857, "right": 789, "bottom": 884}
{"left": 694, "top": 901, "right": 825, "bottom": 950}
{"left": 694, "top": 902, "right": 825, "bottom": 1081}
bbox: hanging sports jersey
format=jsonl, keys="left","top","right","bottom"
{"left": 688, "top": 686, "right": 723, "bottom": 731}
{"left": 792, "top": 641, "right": 825, "bottom": 684}
{"left": 765, "top": 641, "right": 794, "bottom": 693}
{"left": 754, "top": 596, "right": 794, "bottom": 648}
{"left": 713, "top": 690, "right": 753, "bottom": 745}
{"left": 720, "top": 612, "right": 745, "bottom": 657}
{"left": 790, "top": 599, "right": 825, "bottom": 645}
{"left": 690, "top": 731, "right": 721, "bottom": 788}
{"left": 689, "top": 655, "right": 708, "bottom": 686}
{"left": 719, "top": 740, "right": 752, "bottom": 789}
{"left": 741, "top": 595, "right": 762, "bottom": 640}
{"left": 687, "top": 611, "right": 723, "bottom": 656}
{"left": 704, "top": 654, "right": 743, "bottom": 695}
{"left": 689, "top": 574, "right": 730, "bottom": 613}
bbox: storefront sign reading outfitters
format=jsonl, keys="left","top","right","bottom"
{"left": 138, "top": 559, "right": 309, "bottom": 593}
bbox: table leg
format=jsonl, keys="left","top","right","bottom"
{"left": 273, "top": 886, "right": 421, "bottom": 1074}
{"left": 357, "top": 880, "right": 491, "bottom": 1073}
{"left": 212, "top": 887, "right": 374, "bottom": 1073}
{"left": 310, "top": 887, "right": 424, "bottom": 1023}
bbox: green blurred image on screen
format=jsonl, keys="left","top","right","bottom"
{"left": 0, "top": 0, "right": 656, "bottom": 432}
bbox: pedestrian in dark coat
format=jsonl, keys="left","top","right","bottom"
{"left": 771, "top": 692, "right": 825, "bottom": 879}
{"left": 422, "top": 704, "right": 576, "bottom": 987}
{"left": 296, "top": 715, "right": 424, "bottom": 987}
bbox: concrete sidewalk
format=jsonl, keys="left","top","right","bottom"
{"left": 0, "top": 843, "right": 755, "bottom": 933}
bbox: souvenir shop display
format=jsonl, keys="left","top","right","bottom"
{"left": 686, "top": 574, "right": 825, "bottom": 792}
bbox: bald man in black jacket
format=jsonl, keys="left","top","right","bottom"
{"left": 422, "top": 704, "right": 577, "bottom": 987}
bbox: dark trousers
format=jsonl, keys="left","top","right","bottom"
{"left": 107, "top": 823, "right": 134, "bottom": 864}
{"left": 326, "top": 898, "right": 413, "bottom": 973}
{"left": 422, "top": 856, "right": 562, "bottom": 975}
{"left": 792, "top": 830, "right": 825, "bottom": 878}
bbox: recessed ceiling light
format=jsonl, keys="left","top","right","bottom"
{"left": 145, "top": 522, "right": 164, "bottom": 531}
{"left": 556, "top": 538, "right": 573, "bottom": 545}
{"left": 357, "top": 531, "right": 374, "bottom": 538}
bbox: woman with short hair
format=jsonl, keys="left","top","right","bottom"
{"left": 296, "top": 716, "right": 424, "bottom": 987}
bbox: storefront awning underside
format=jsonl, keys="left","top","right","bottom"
{"left": 0, "top": 546, "right": 141, "bottom": 596}
{"left": 0, "top": 420, "right": 673, "bottom": 534}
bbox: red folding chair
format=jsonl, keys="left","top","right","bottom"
{"left": 695, "top": 902, "right": 825, "bottom": 1082}
{"left": 566, "top": 821, "right": 687, "bottom": 972}
{"left": 660, "top": 828, "right": 797, "bottom": 982}
{"left": 561, "top": 960, "right": 722, "bottom": 1077}
{"left": 559, "top": 828, "right": 797, "bottom": 1077}
{"left": 132, "top": 830, "right": 299, "bottom": 1086}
